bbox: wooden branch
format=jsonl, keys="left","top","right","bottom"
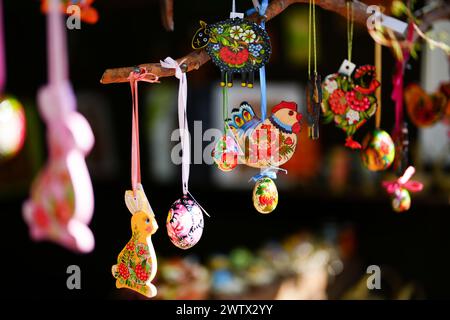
{"left": 101, "top": 0, "right": 373, "bottom": 84}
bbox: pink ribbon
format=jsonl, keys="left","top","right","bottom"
{"left": 382, "top": 166, "right": 423, "bottom": 194}
{"left": 160, "top": 57, "right": 190, "bottom": 195}
{"left": 391, "top": 23, "right": 414, "bottom": 135}
{"left": 0, "top": 0, "right": 5, "bottom": 93}
{"left": 127, "top": 68, "right": 159, "bottom": 194}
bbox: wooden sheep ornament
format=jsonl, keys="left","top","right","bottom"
{"left": 192, "top": 19, "right": 271, "bottom": 87}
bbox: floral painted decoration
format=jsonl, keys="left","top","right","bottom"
{"left": 192, "top": 19, "right": 271, "bottom": 87}
{"left": 166, "top": 195, "right": 204, "bottom": 250}
{"left": 321, "top": 65, "right": 380, "bottom": 149}
{"left": 112, "top": 185, "right": 158, "bottom": 298}
{"left": 226, "top": 101, "right": 302, "bottom": 169}
{"left": 361, "top": 129, "right": 395, "bottom": 171}
{"left": 252, "top": 177, "right": 278, "bottom": 214}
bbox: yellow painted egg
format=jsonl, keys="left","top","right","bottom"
{"left": 361, "top": 129, "right": 395, "bottom": 171}
{"left": 252, "top": 177, "right": 278, "bottom": 214}
{"left": 392, "top": 188, "right": 411, "bottom": 213}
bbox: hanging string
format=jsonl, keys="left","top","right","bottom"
{"left": 128, "top": 68, "right": 159, "bottom": 194}
{"left": 160, "top": 57, "right": 189, "bottom": 196}
{"left": 160, "top": 57, "right": 210, "bottom": 217}
{"left": 346, "top": 1, "right": 354, "bottom": 63}
{"left": 0, "top": 0, "right": 5, "bottom": 94}
{"left": 223, "top": 73, "right": 228, "bottom": 133}
{"left": 257, "top": 0, "right": 268, "bottom": 121}
{"left": 375, "top": 42, "right": 382, "bottom": 129}
{"left": 308, "top": 0, "right": 318, "bottom": 78}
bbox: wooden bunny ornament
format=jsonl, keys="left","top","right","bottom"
{"left": 112, "top": 184, "right": 159, "bottom": 298}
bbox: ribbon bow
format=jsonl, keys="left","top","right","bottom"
{"left": 250, "top": 166, "right": 287, "bottom": 183}
{"left": 382, "top": 166, "right": 423, "bottom": 194}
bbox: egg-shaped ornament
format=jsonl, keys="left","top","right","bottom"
{"left": 0, "top": 96, "right": 26, "bottom": 162}
{"left": 166, "top": 195, "right": 204, "bottom": 249}
{"left": 252, "top": 177, "right": 278, "bottom": 214}
{"left": 392, "top": 188, "right": 411, "bottom": 213}
{"left": 211, "top": 135, "right": 239, "bottom": 172}
{"left": 361, "top": 129, "right": 395, "bottom": 171}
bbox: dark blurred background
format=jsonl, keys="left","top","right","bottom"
{"left": 0, "top": 0, "right": 449, "bottom": 299}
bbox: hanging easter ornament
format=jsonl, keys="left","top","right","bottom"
{"left": 112, "top": 186, "right": 159, "bottom": 297}
{"left": 0, "top": 1, "right": 26, "bottom": 162}
{"left": 361, "top": 42, "right": 395, "bottom": 171}
{"left": 167, "top": 195, "right": 204, "bottom": 249}
{"left": 227, "top": 100, "right": 302, "bottom": 169}
{"left": 41, "top": 0, "right": 99, "bottom": 24}
{"left": 211, "top": 63, "right": 240, "bottom": 172}
{"left": 252, "top": 177, "right": 278, "bottom": 214}
{"left": 192, "top": 1, "right": 271, "bottom": 87}
{"left": 211, "top": 134, "right": 239, "bottom": 172}
{"left": 321, "top": 1, "right": 380, "bottom": 149}
{"left": 160, "top": 57, "right": 209, "bottom": 249}
{"left": 306, "top": 0, "right": 322, "bottom": 140}
{"left": 22, "top": 0, "right": 95, "bottom": 253}
{"left": 382, "top": 166, "right": 423, "bottom": 213}
{"left": 404, "top": 83, "right": 447, "bottom": 127}
{"left": 361, "top": 129, "right": 395, "bottom": 171}
{"left": 111, "top": 68, "right": 159, "bottom": 298}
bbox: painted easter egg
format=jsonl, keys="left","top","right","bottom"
{"left": 392, "top": 188, "right": 411, "bottom": 212}
{"left": 252, "top": 177, "right": 278, "bottom": 214}
{"left": 361, "top": 129, "right": 395, "bottom": 171}
{"left": 0, "top": 96, "right": 26, "bottom": 161}
{"left": 167, "top": 195, "right": 204, "bottom": 249}
{"left": 211, "top": 135, "right": 239, "bottom": 172}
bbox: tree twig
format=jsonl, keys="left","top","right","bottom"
{"left": 100, "top": 0, "right": 374, "bottom": 84}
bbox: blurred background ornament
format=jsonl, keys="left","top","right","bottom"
{"left": 0, "top": 96, "right": 25, "bottom": 161}
{"left": 404, "top": 83, "right": 447, "bottom": 127}
{"left": 382, "top": 166, "right": 423, "bottom": 213}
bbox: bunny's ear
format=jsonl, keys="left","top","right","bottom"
{"left": 124, "top": 184, "right": 153, "bottom": 215}
{"left": 136, "top": 184, "right": 154, "bottom": 215}
{"left": 124, "top": 190, "right": 142, "bottom": 215}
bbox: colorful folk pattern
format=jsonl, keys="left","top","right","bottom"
{"left": 193, "top": 19, "right": 271, "bottom": 87}
{"left": 112, "top": 186, "right": 158, "bottom": 298}
{"left": 226, "top": 101, "right": 302, "bottom": 169}
{"left": 167, "top": 196, "right": 204, "bottom": 250}
{"left": 361, "top": 129, "right": 395, "bottom": 171}
{"left": 392, "top": 188, "right": 411, "bottom": 213}
{"left": 321, "top": 65, "right": 380, "bottom": 149}
{"left": 212, "top": 135, "right": 239, "bottom": 172}
{"left": 252, "top": 177, "right": 278, "bottom": 214}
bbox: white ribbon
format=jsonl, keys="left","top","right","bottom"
{"left": 160, "top": 57, "right": 190, "bottom": 195}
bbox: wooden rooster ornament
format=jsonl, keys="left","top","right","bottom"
{"left": 112, "top": 185, "right": 158, "bottom": 298}
{"left": 226, "top": 101, "right": 302, "bottom": 169}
